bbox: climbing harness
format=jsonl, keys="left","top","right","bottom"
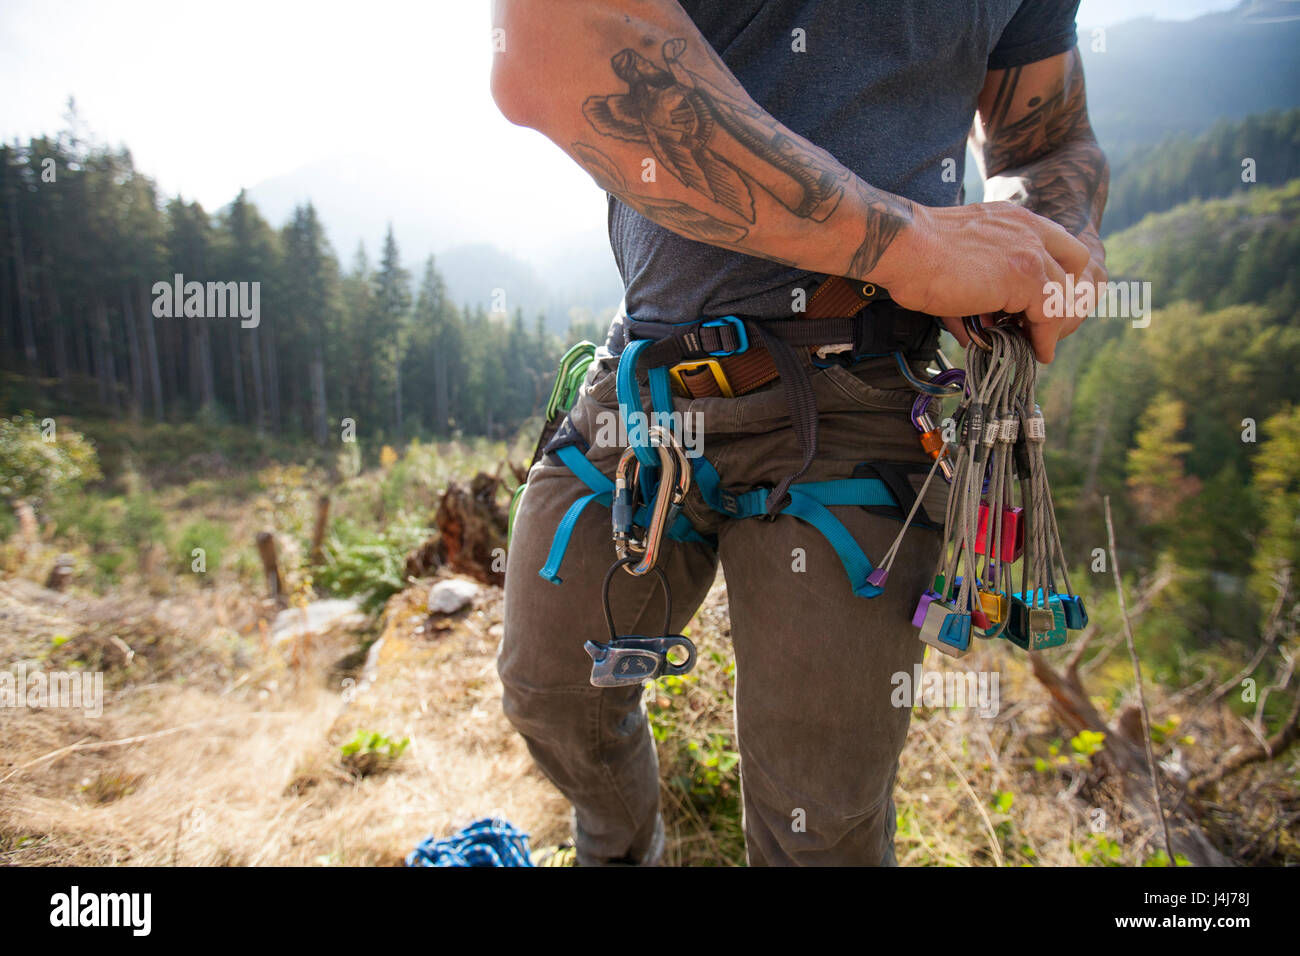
{"left": 524, "top": 275, "right": 1083, "bottom": 684}
{"left": 532, "top": 279, "right": 946, "bottom": 686}
{"left": 913, "top": 320, "right": 1088, "bottom": 658}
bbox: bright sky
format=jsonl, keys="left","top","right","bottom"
{"left": 0, "top": 0, "right": 1243, "bottom": 258}
{"left": 1, "top": 0, "right": 511, "bottom": 207}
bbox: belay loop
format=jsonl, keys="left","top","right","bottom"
{"left": 585, "top": 556, "right": 697, "bottom": 687}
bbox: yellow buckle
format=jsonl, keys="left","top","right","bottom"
{"left": 669, "top": 359, "right": 733, "bottom": 397}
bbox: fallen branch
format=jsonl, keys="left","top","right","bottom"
{"left": 1024, "top": 504, "right": 1231, "bottom": 867}
{"left": 1191, "top": 674, "right": 1300, "bottom": 794}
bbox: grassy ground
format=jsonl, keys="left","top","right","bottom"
{"left": 1, "top": 417, "right": 1296, "bottom": 866}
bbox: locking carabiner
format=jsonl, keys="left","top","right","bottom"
{"left": 894, "top": 352, "right": 964, "bottom": 398}
{"left": 962, "top": 312, "right": 1022, "bottom": 352}
{"left": 585, "top": 557, "right": 697, "bottom": 687}
{"left": 910, "top": 368, "right": 965, "bottom": 483}
{"left": 612, "top": 424, "right": 692, "bottom": 575}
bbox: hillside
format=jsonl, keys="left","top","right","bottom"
{"left": 1103, "top": 109, "right": 1300, "bottom": 235}
{"left": 1080, "top": 2, "right": 1300, "bottom": 159}
{"left": 1104, "top": 178, "right": 1300, "bottom": 310}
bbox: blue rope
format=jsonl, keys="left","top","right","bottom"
{"left": 405, "top": 818, "right": 535, "bottom": 867}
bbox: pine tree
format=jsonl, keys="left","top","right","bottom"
{"left": 372, "top": 226, "right": 412, "bottom": 438}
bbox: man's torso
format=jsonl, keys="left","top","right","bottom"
{"left": 604, "top": 0, "right": 1059, "bottom": 344}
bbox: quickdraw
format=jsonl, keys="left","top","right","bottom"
{"left": 508, "top": 340, "right": 598, "bottom": 543}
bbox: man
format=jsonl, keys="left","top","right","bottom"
{"left": 492, "top": 0, "right": 1107, "bottom": 866}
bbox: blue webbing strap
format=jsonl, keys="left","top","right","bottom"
{"left": 793, "top": 479, "right": 897, "bottom": 508}
{"left": 616, "top": 339, "right": 659, "bottom": 469}
{"left": 649, "top": 365, "right": 674, "bottom": 425}
{"left": 539, "top": 489, "right": 609, "bottom": 584}
{"left": 557, "top": 441, "right": 610, "bottom": 493}
{"left": 645, "top": 363, "right": 677, "bottom": 496}
{"left": 782, "top": 489, "right": 885, "bottom": 598}
{"left": 539, "top": 443, "right": 705, "bottom": 584}
{"left": 692, "top": 456, "right": 891, "bottom": 597}
{"left": 693, "top": 459, "right": 895, "bottom": 512}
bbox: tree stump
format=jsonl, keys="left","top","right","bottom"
{"left": 256, "top": 531, "right": 285, "bottom": 601}
{"left": 309, "top": 494, "right": 331, "bottom": 566}
{"left": 422, "top": 473, "right": 509, "bottom": 586}
{"left": 45, "top": 553, "right": 74, "bottom": 591}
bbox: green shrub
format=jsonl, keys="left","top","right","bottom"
{"left": 0, "top": 413, "right": 101, "bottom": 513}
{"left": 314, "top": 521, "right": 431, "bottom": 613}
{"left": 177, "top": 519, "right": 229, "bottom": 577}
{"left": 340, "top": 730, "right": 410, "bottom": 778}
{"left": 647, "top": 649, "right": 746, "bottom": 865}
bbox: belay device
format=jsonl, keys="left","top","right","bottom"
{"left": 587, "top": 556, "right": 697, "bottom": 687}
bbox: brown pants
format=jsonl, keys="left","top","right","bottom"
{"left": 498, "top": 352, "right": 945, "bottom": 865}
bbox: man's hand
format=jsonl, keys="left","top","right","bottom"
{"left": 872, "top": 200, "right": 1091, "bottom": 363}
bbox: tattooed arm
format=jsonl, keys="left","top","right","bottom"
{"left": 972, "top": 48, "right": 1110, "bottom": 356}
{"left": 491, "top": 0, "right": 1089, "bottom": 355}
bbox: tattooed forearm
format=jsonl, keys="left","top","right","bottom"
{"left": 553, "top": 33, "right": 913, "bottom": 281}
{"left": 582, "top": 38, "right": 849, "bottom": 224}
{"left": 847, "top": 181, "right": 913, "bottom": 278}
{"left": 977, "top": 49, "right": 1108, "bottom": 237}
{"left": 573, "top": 141, "right": 750, "bottom": 244}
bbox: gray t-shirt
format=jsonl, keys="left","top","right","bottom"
{"left": 603, "top": 0, "right": 1079, "bottom": 350}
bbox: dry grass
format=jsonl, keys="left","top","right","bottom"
{"left": 0, "top": 576, "right": 567, "bottom": 866}
{"left": 2, "top": 566, "right": 1294, "bottom": 867}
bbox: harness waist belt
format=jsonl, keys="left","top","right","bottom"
{"left": 625, "top": 298, "right": 941, "bottom": 398}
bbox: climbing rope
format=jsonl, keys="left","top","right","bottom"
{"left": 406, "top": 818, "right": 535, "bottom": 867}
